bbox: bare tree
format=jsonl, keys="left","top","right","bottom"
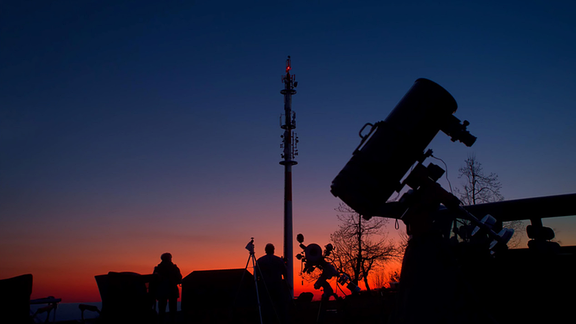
{"left": 327, "top": 203, "right": 402, "bottom": 291}
{"left": 455, "top": 154, "right": 524, "bottom": 247}
{"left": 455, "top": 154, "right": 503, "bottom": 205}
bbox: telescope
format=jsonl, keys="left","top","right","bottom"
{"left": 331, "top": 78, "right": 475, "bottom": 218}
{"left": 329, "top": 78, "right": 576, "bottom": 323}
{"left": 330, "top": 78, "right": 517, "bottom": 250}
{"left": 295, "top": 234, "right": 359, "bottom": 295}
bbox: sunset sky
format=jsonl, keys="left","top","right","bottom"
{"left": 1, "top": 0, "right": 576, "bottom": 302}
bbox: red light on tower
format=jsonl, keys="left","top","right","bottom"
{"left": 286, "top": 56, "right": 291, "bottom": 73}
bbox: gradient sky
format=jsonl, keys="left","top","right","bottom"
{"left": 1, "top": 0, "right": 576, "bottom": 302}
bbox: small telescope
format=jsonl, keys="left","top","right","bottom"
{"left": 295, "top": 234, "right": 359, "bottom": 295}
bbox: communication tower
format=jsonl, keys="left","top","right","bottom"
{"left": 280, "top": 56, "right": 298, "bottom": 298}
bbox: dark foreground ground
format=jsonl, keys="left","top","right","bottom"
{"left": 53, "top": 245, "right": 576, "bottom": 323}
{"left": 54, "top": 289, "right": 396, "bottom": 324}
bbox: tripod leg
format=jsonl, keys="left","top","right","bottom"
{"left": 316, "top": 281, "right": 334, "bottom": 324}
{"left": 252, "top": 254, "right": 264, "bottom": 324}
{"left": 232, "top": 253, "right": 262, "bottom": 324}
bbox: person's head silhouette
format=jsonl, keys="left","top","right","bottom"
{"left": 161, "top": 252, "right": 172, "bottom": 263}
{"left": 265, "top": 243, "right": 275, "bottom": 255}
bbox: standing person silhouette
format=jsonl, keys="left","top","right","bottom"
{"left": 153, "top": 253, "right": 182, "bottom": 323}
{"left": 257, "top": 243, "right": 289, "bottom": 324}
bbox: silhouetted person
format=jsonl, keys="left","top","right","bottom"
{"left": 153, "top": 253, "right": 182, "bottom": 323}
{"left": 257, "top": 243, "right": 289, "bottom": 324}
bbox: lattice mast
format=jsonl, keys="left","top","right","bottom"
{"left": 280, "top": 56, "right": 298, "bottom": 298}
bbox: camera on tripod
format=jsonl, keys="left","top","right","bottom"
{"left": 245, "top": 237, "right": 255, "bottom": 254}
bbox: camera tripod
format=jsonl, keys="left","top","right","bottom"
{"left": 237, "top": 238, "right": 284, "bottom": 324}
{"left": 242, "top": 238, "right": 264, "bottom": 324}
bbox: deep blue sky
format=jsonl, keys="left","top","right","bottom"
{"left": 1, "top": 0, "right": 575, "bottom": 300}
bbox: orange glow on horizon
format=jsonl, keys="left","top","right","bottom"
{"left": 17, "top": 260, "right": 401, "bottom": 303}
{"left": 1, "top": 218, "right": 404, "bottom": 303}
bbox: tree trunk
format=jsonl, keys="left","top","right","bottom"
{"left": 363, "top": 275, "right": 371, "bottom": 291}
{"left": 355, "top": 214, "right": 362, "bottom": 285}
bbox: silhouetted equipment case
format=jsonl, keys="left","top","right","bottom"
{"left": 181, "top": 269, "right": 257, "bottom": 322}
{"left": 95, "top": 272, "right": 157, "bottom": 324}
{"left": 0, "top": 274, "right": 33, "bottom": 324}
